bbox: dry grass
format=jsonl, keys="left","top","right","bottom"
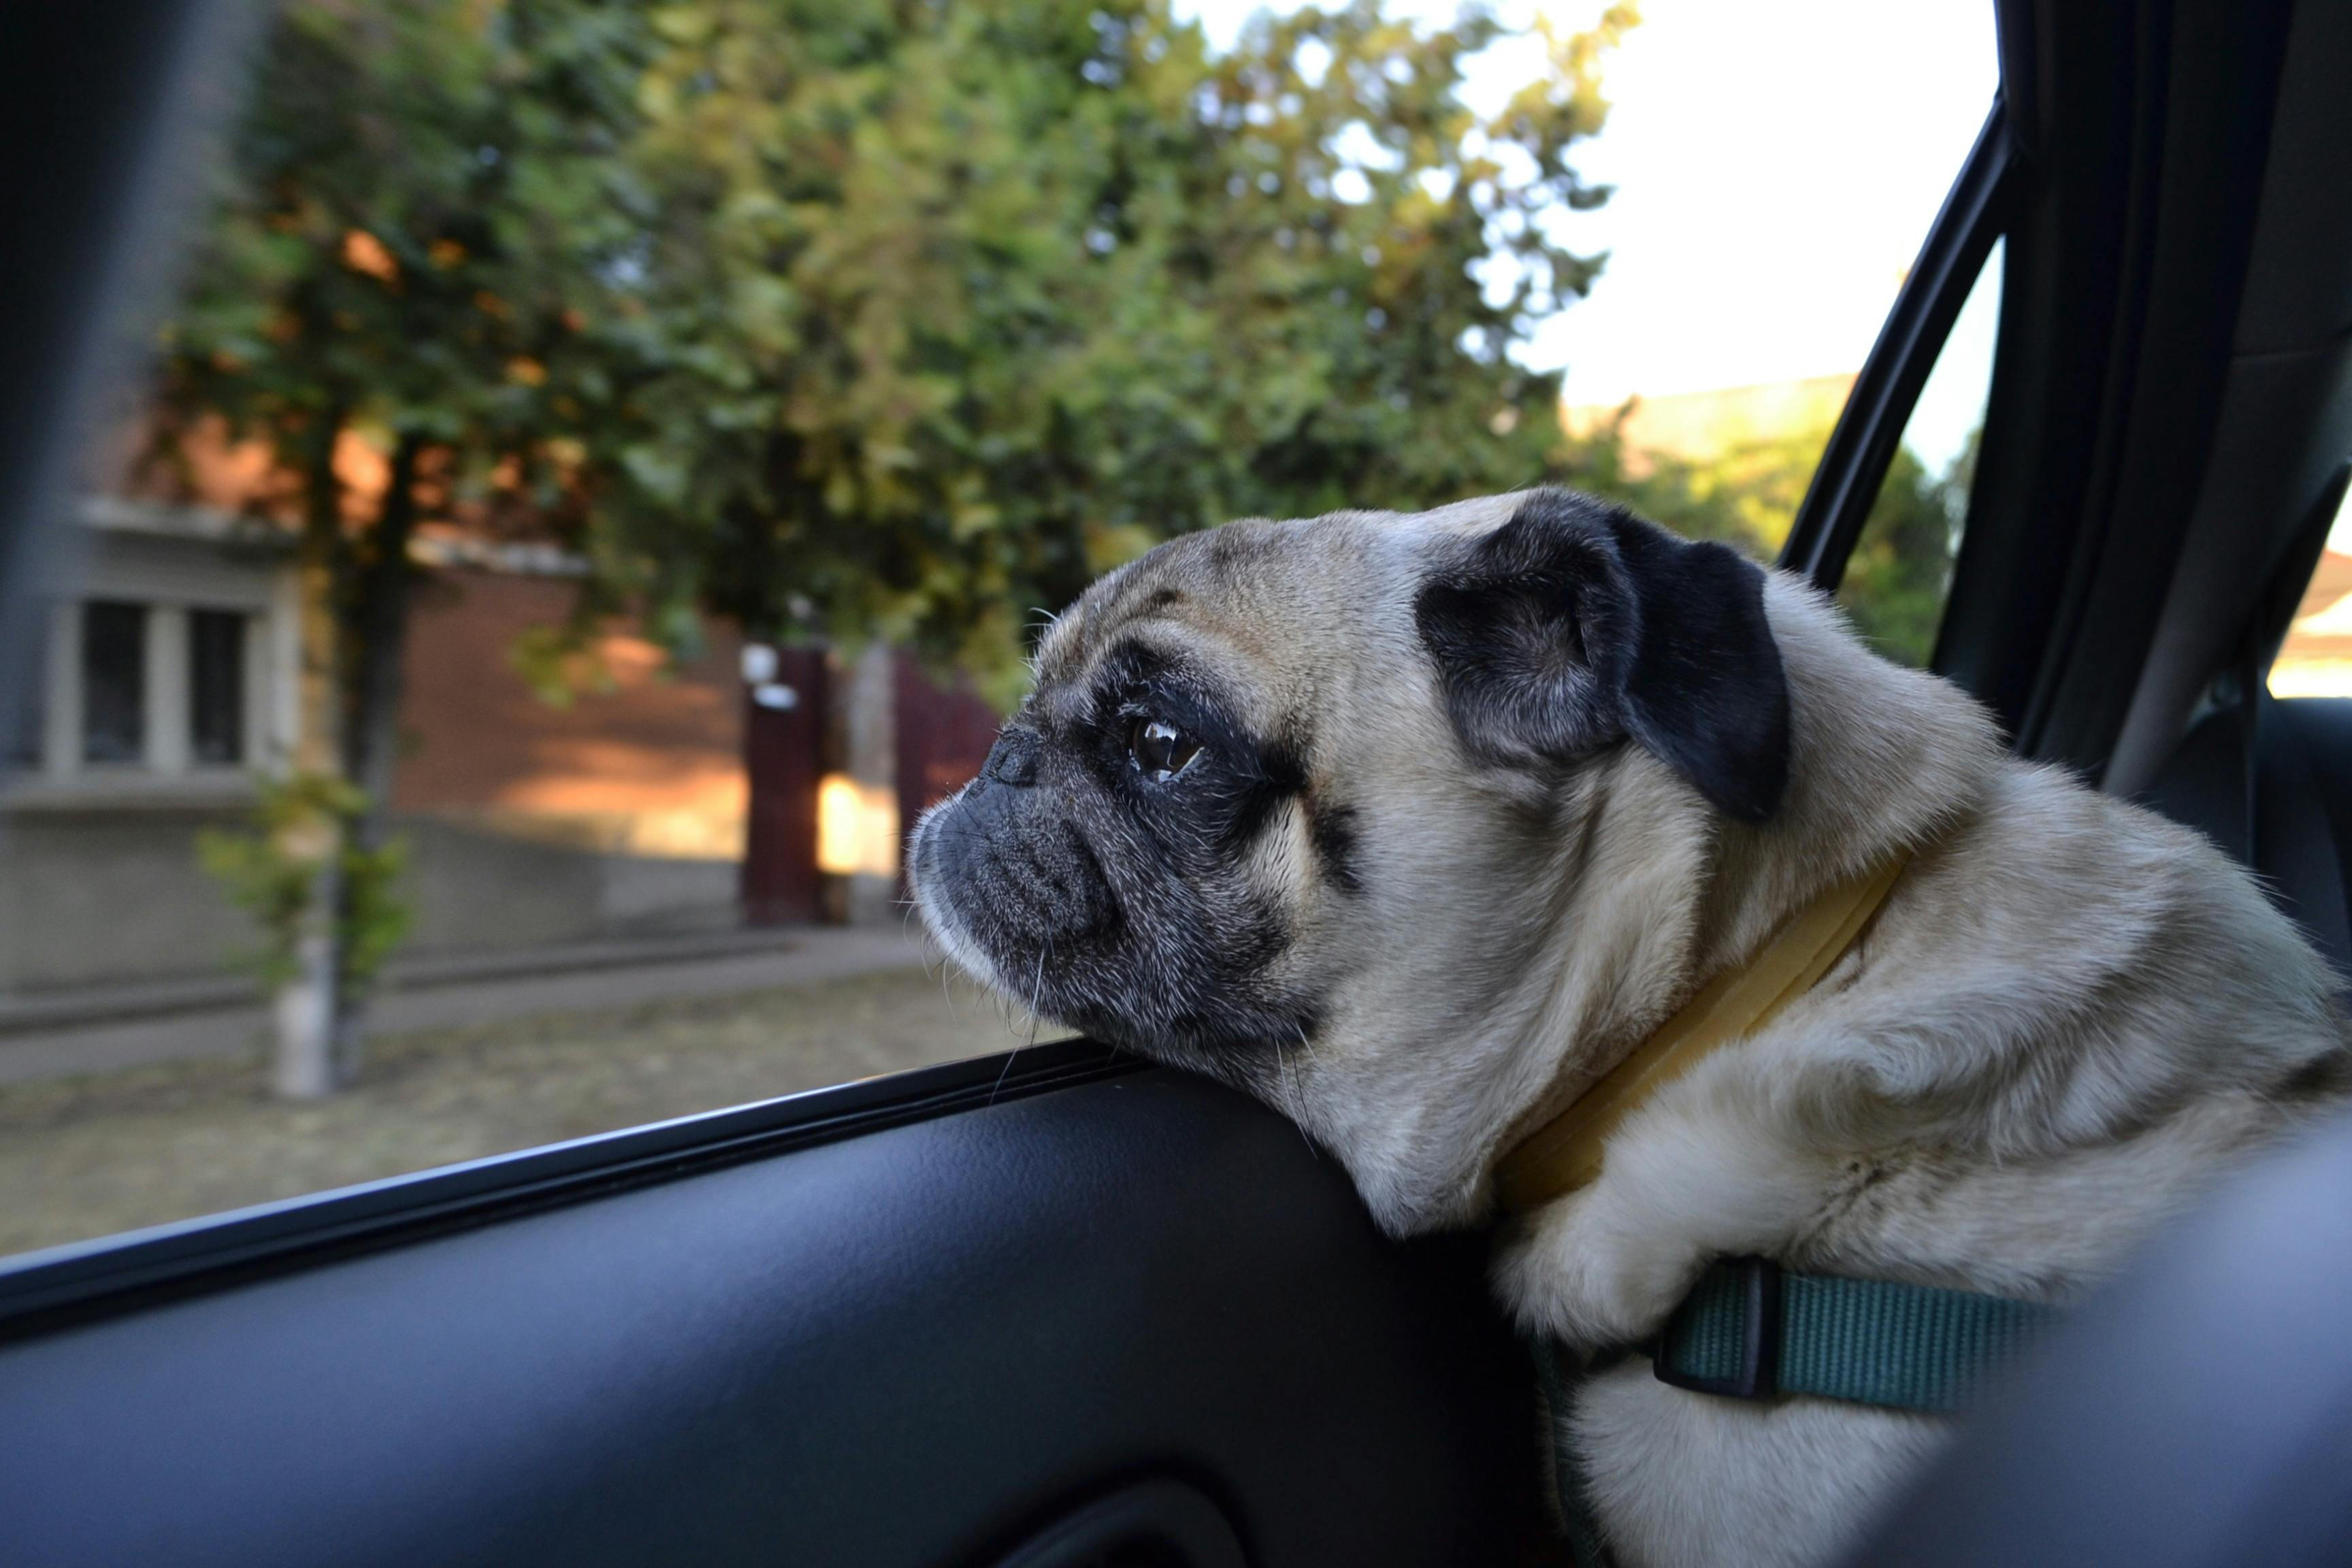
{"left": 1, "top": 966, "right": 1047, "bottom": 1259}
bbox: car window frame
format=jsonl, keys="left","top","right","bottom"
{"left": 1780, "top": 97, "right": 2026, "bottom": 605}
{"left": 1, "top": 0, "right": 2038, "bottom": 1308}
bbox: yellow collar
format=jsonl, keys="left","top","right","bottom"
{"left": 1490, "top": 848, "right": 1914, "bottom": 1214}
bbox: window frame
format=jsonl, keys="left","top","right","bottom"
{"left": 0, "top": 1039, "right": 1144, "bottom": 1336}
{"left": 187, "top": 604, "right": 249, "bottom": 766}
{"left": 1779, "top": 98, "right": 2026, "bottom": 602}
{"left": 4, "top": 510, "right": 288, "bottom": 799}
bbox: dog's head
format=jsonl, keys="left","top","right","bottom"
{"left": 909, "top": 488, "right": 1793, "bottom": 1229}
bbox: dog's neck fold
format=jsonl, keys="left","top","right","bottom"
{"left": 1328, "top": 578, "right": 1998, "bottom": 1237}
{"left": 1492, "top": 842, "right": 1917, "bottom": 1211}
{"left": 1282, "top": 576, "right": 2001, "bottom": 1238}
{"left": 1480, "top": 581, "right": 2002, "bottom": 1212}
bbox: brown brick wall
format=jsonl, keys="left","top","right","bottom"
{"left": 393, "top": 568, "right": 745, "bottom": 859}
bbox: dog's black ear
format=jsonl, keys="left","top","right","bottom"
{"left": 1607, "top": 505, "right": 1791, "bottom": 821}
{"left": 1414, "top": 490, "right": 1791, "bottom": 822}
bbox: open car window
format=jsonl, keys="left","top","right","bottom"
{"left": 3, "top": 0, "right": 1997, "bottom": 1262}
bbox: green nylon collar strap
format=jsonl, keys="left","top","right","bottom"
{"left": 1531, "top": 1260, "right": 2063, "bottom": 1565}
{"left": 1650, "top": 1256, "right": 2063, "bottom": 1413}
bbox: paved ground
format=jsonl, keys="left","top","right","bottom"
{"left": 1, "top": 958, "right": 1046, "bottom": 1260}
{"left": 0, "top": 924, "right": 947, "bottom": 1084}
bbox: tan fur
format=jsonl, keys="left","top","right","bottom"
{"left": 916, "top": 494, "right": 2351, "bottom": 1567}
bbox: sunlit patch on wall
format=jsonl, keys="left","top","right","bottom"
{"left": 818, "top": 774, "right": 900, "bottom": 877}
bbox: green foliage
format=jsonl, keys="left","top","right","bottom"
{"left": 1571, "top": 416, "right": 1824, "bottom": 559}
{"left": 153, "top": 0, "right": 649, "bottom": 526}
{"left": 163, "top": 0, "right": 1965, "bottom": 698}
{"left": 1834, "top": 435, "right": 1972, "bottom": 668}
{"left": 199, "top": 774, "right": 412, "bottom": 994}
{"left": 156, "top": 1, "right": 637, "bottom": 1011}
{"left": 163, "top": 0, "right": 1636, "bottom": 701}
{"left": 586, "top": 0, "right": 1630, "bottom": 685}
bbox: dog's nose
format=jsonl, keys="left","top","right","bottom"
{"left": 983, "top": 726, "right": 1041, "bottom": 787}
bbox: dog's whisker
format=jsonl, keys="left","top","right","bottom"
{"left": 986, "top": 942, "right": 1050, "bottom": 1108}
{"left": 1275, "top": 1024, "right": 1316, "bottom": 1152}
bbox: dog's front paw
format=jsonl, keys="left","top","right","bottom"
{"left": 1494, "top": 1087, "right": 1830, "bottom": 1351}
{"left": 1496, "top": 1188, "right": 1710, "bottom": 1350}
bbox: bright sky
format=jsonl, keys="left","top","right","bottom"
{"left": 1174, "top": 0, "right": 2002, "bottom": 468}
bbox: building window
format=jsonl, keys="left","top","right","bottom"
{"left": 17, "top": 599, "right": 265, "bottom": 778}
{"left": 3, "top": 613, "right": 42, "bottom": 768}
{"left": 189, "top": 609, "right": 246, "bottom": 765}
{"left": 81, "top": 600, "right": 146, "bottom": 765}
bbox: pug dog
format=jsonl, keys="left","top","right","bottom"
{"left": 906, "top": 488, "right": 2350, "bottom": 1568}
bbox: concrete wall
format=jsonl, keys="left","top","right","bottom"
{"left": 0, "top": 801, "right": 256, "bottom": 992}
{"left": 0, "top": 806, "right": 740, "bottom": 996}
{"left": 0, "top": 516, "right": 751, "bottom": 999}
{"left": 396, "top": 816, "right": 738, "bottom": 958}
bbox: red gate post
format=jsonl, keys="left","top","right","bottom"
{"left": 892, "top": 652, "right": 1007, "bottom": 902}
{"left": 740, "top": 644, "right": 826, "bottom": 926}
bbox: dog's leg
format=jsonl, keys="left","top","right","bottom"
{"left": 1497, "top": 1074, "right": 1955, "bottom": 1568}
{"left": 1569, "top": 1359, "right": 1945, "bottom": 1568}
{"left": 1496, "top": 1077, "right": 1829, "bottom": 1348}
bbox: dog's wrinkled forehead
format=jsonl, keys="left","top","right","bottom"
{"left": 1030, "top": 494, "right": 1531, "bottom": 691}
{"left": 1032, "top": 517, "right": 1324, "bottom": 717}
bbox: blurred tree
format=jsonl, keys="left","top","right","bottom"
{"left": 151, "top": 0, "right": 651, "bottom": 1092}
{"left": 1834, "top": 431, "right": 1974, "bottom": 666}
{"left": 154, "top": 0, "right": 1640, "bottom": 1082}
{"left": 1569, "top": 411, "right": 1816, "bottom": 559}
{"left": 573, "top": 0, "right": 1635, "bottom": 698}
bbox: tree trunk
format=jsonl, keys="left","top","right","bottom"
{"left": 274, "top": 852, "right": 342, "bottom": 1100}
{"left": 329, "top": 429, "right": 423, "bottom": 1077}
{"left": 275, "top": 406, "right": 350, "bottom": 1100}
{"left": 341, "top": 432, "right": 421, "bottom": 808}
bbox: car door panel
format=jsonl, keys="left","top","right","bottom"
{"left": 0, "top": 1049, "right": 1550, "bottom": 1567}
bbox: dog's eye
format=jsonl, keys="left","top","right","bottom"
{"left": 1128, "top": 716, "right": 1200, "bottom": 783}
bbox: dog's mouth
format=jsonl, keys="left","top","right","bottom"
{"left": 907, "top": 834, "right": 1007, "bottom": 1000}
{"left": 907, "top": 792, "right": 1012, "bottom": 1000}
{"left": 909, "top": 781, "right": 1116, "bottom": 1019}
{"left": 910, "top": 767, "right": 1332, "bottom": 1092}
